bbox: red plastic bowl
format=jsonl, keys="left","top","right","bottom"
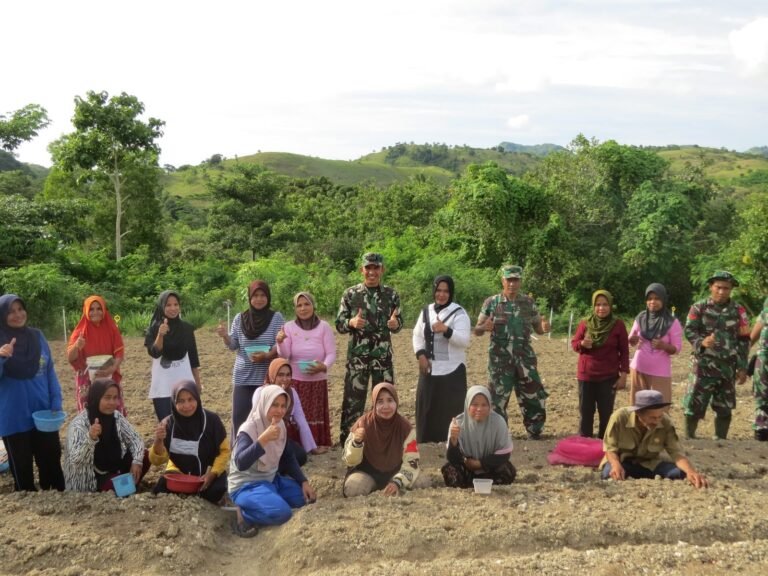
{"left": 165, "top": 473, "right": 204, "bottom": 494}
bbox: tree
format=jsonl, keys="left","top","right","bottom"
{"left": 50, "top": 91, "right": 164, "bottom": 259}
{"left": 0, "top": 104, "right": 50, "bottom": 152}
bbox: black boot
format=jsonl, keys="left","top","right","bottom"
{"left": 755, "top": 429, "right": 768, "bottom": 442}
{"left": 684, "top": 416, "right": 699, "bottom": 439}
{"left": 713, "top": 415, "right": 731, "bottom": 440}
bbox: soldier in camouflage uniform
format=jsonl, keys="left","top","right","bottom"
{"left": 474, "top": 265, "right": 550, "bottom": 439}
{"left": 682, "top": 271, "right": 750, "bottom": 440}
{"left": 750, "top": 297, "right": 768, "bottom": 441}
{"left": 336, "top": 253, "right": 403, "bottom": 444}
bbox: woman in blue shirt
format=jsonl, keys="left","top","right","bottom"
{"left": 0, "top": 294, "right": 65, "bottom": 492}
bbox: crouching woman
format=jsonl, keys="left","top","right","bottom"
{"left": 63, "top": 379, "right": 148, "bottom": 492}
{"left": 228, "top": 384, "right": 316, "bottom": 537}
{"left": 342, "top": 382, "right": 420, "bottom": 497}
{"left": 442, "top": 385, "right": 516, "bottom": 488}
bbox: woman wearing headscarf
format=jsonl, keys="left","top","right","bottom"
{"left": 627, "top": 283, "right": 683, "bottom": 405}
{"left": 276, "top": 292, "right": 335, "bottom": 452}
{"left": 0, "top": 294, "right": 65, "bottom": 492}
{"left": 63, "top": 379, "right": 148, "bottom": 492}
{"left": 749, "top": 296, "right": 768, "bottom": 441}
{"left": 216, "top": 280, "right": 285, "bottom": 436}
{"left": 442, "top": 386, "right": 515, "bottom": 488}
{"left": 228, "top": 384, "right": 316, "bottom": 537}
{"left": 150, "top": 380, "right": 229, "bottom": 502}
{"left": 571, "top": 290, "right": 629, "bottom": 439}
{"left": 145, "top": 290, "right": 201, "bottom": 421}
{"left": 342, "top": 382, "right": 420, "bottom": 497}
{"left": 67, "top": 295, "right": 125, "bottom": 414}
{"left": 259, "top": 358, "right": 316, "bottom": 465}
{"left": 412, "top": 275, "right": 471, "bottom": 443}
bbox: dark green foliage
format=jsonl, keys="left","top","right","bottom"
{"left": 0, "top": 104, "right": 50, "bottom": 152}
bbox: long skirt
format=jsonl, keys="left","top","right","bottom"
{"left": 415, "top": 364, "right": 467, "bottom": 443}
{"left": 292, "top": 379, "right": 331, "bottom": 447}
{"left": 629, "top": 370, "right": 672, "bottom": 405}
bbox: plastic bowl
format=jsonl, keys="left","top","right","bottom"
{"left": 298, "top": 360, "right": 317, "bottom": 374}
{"left": 112, "top": 473, "right": 136, "bottom": 497}
{"left": 473, "top": 478, "right": 493, "bottom": 495}
{"left": 32, "top": 410, "right": 67, "bottom": 432}
{"left": 165, "top": 473, "right": 205, "bottom": 494}
{"left": 86, "top": 354, "right": 113, "bottom": 368}
{"left": 0, "top": 461, "right": 8, "bottom": 473}
{"left": 244, "top": 345, "right": 270, "bottom": 355}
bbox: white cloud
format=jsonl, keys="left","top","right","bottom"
{"left": 729, "top": 17, "right": 768, "bottom": 76}
{"left": 507, "top": 115, "right": 531, "bottom": 130}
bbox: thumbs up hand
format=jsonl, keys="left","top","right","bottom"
{"left": 158, "top": 318, "right": 170, "bottom": 336}
{"left": 349, "top": 308, "right": 366, "bottom": 330}
{"left": 449, "top": 418, "right": 461, "bottom": 445}
{"left": 75, "top": 332, "right": 87, "bottom": 350}
{"left": 0, "top": 337, "right": 15, "bottom": 358}
{"left": 259, "top": 416, "right": 282, "bottom": 445}
{"left": 387, "top": 307, "right": 399, "bottom": 330}
{"left": 89, "top": 417, "right": 102, "bottom": 441}
{"left": 276, "top": 327, "right": 287, "bottom": 344}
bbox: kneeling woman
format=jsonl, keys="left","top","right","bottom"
{"left": 228, "top": 385, "right": 316, "bottom": 537}
{"left": 149, "top": 381, "right": 229, "bottom": 503}
{"left": 64, "top": 380, "right": 148, "bottom": 492}
{"left": 343, "top": 383, "right": 420, "bottom": 497}
{"left": 442, "top": 386, "right": 516, "bottom": 488}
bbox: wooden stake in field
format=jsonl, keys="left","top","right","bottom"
{"left": 548, "top": 308, "right": 554, "bottom": 339}
{"left": 567, "top": 311, "right": 574, "bottom": 350}
{"left": 224, "top": 300, "right": 232, "bottom": 328}
{"left": 62, "top": 307, "right": 68, "bottom": 342}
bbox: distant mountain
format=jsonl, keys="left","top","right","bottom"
{"left": 746, "top": 146, "right": 768, "bottom": 158}
{"left": 498, "top": 142, "right": 565, "bottom": 156}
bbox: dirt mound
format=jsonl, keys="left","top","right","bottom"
{"left": 1, "top": 330, "right": 767, "bottom": 575}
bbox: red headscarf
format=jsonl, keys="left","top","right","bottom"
{"left": 67, "top": 295, "right": 124, "bottom": 375}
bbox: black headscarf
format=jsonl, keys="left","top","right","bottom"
{"left": 0, "top": 294, "right": 42, "bottom": 380}
{"left": 433, "top": 275, "right": 454, "bottom": 313}
{"left": 241, "top": 280, "right": 276, "bottom": 340}
{"left": 635, "top": 283, "right": 675, "bottom": 341}
{"left": 86, "top": 380, "right": 123, "bottom": 473}
{"left": 165, "top": 380, "right": 226, "bottom": 475}
{"left": 144, "top": 290, "right": 190, "bottom": 361}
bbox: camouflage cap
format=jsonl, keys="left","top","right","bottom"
{"left": 501, "top": 264, "right": 523, "bottom": 279}
{"left": 707, "top": 270, "right": 739, "bottom": 287}
{"left": 362, "top": 252, "right": 384, "bottom": 267}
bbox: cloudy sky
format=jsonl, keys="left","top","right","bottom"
{"left": 4, "top": 0, "right": 767, "bottom": 167}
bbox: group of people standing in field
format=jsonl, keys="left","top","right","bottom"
{"left": 1, "top": 253, "right": 767, "bottom": 536}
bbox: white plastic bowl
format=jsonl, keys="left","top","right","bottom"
{"left": 473, "top": 478, "right": 493, "bottom": 495}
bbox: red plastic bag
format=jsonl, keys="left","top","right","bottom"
{"left": 547, "top": 435, "right": 604, "bottom": 467}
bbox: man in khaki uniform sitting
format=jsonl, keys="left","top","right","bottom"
{"left": 601, "top": 390, "right": 708, "bottom": 488}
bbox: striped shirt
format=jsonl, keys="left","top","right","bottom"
{"left": 226, "top": 312, "right": 285, "bottom": 387}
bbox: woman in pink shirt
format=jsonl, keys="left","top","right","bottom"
{"left": 276, "top": 292, "right": 336, "bottom": 452}
{"left": 628, "top": 283, "right": 683, "bottom": 405}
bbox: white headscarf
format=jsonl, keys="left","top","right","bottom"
{"left": 451, "top": 386, "right": 513, "bottom": 459}
{"left": 239, "top": 384, "right": 287, "bottom": 472}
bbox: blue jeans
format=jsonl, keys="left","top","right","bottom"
{"left": 232, "top": 475, "right": 306, "bottom": 526}
{"left": 601, "top": 459, "right": 686, "bottom": 480}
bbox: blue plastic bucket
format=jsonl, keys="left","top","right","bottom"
{"left": 32, "top": 410, "right": 66, "bottom": 432}
{"left": 112, "top": 473, "right": 136, "bottom": 497}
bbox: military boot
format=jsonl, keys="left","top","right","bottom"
{"left": 713, "top": 415, "right": 731, "bottom": 440}
{"left": 684, "top": 416, "right": 699, "bottom": 439}
{"left": 755, "top": 429, "right": 768, "bottom": 442}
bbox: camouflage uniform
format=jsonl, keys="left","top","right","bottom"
{"left": 479, "top": 292, "right": 548, "bottom": 436}
{"left": 753, "top": 301, "right": 768, "bottom": 438}
{"left": 336, "top": 282, "right": 402, "bottom": 443}
{"left": 682, "top": 297, "right": 749, "bottom": 435}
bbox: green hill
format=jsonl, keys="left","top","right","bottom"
{"left": 657, "top": 145, "right": 768, "bottom": 195}
{"left": 498, "top": 142, "right": 565, "bottom": 155}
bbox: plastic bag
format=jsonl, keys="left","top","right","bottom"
{"left": 547, "top": 435, "right": 604, "bottom": 467}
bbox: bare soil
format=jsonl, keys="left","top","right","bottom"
{"left": 2, "top": 329, "right": 767, "bottom": 576}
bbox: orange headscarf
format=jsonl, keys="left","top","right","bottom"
{"left": 265, "top": 357, "right": 291, "bottom": 385}
{"left": 67, "top": 295, "right": 125, "bottom": 375}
